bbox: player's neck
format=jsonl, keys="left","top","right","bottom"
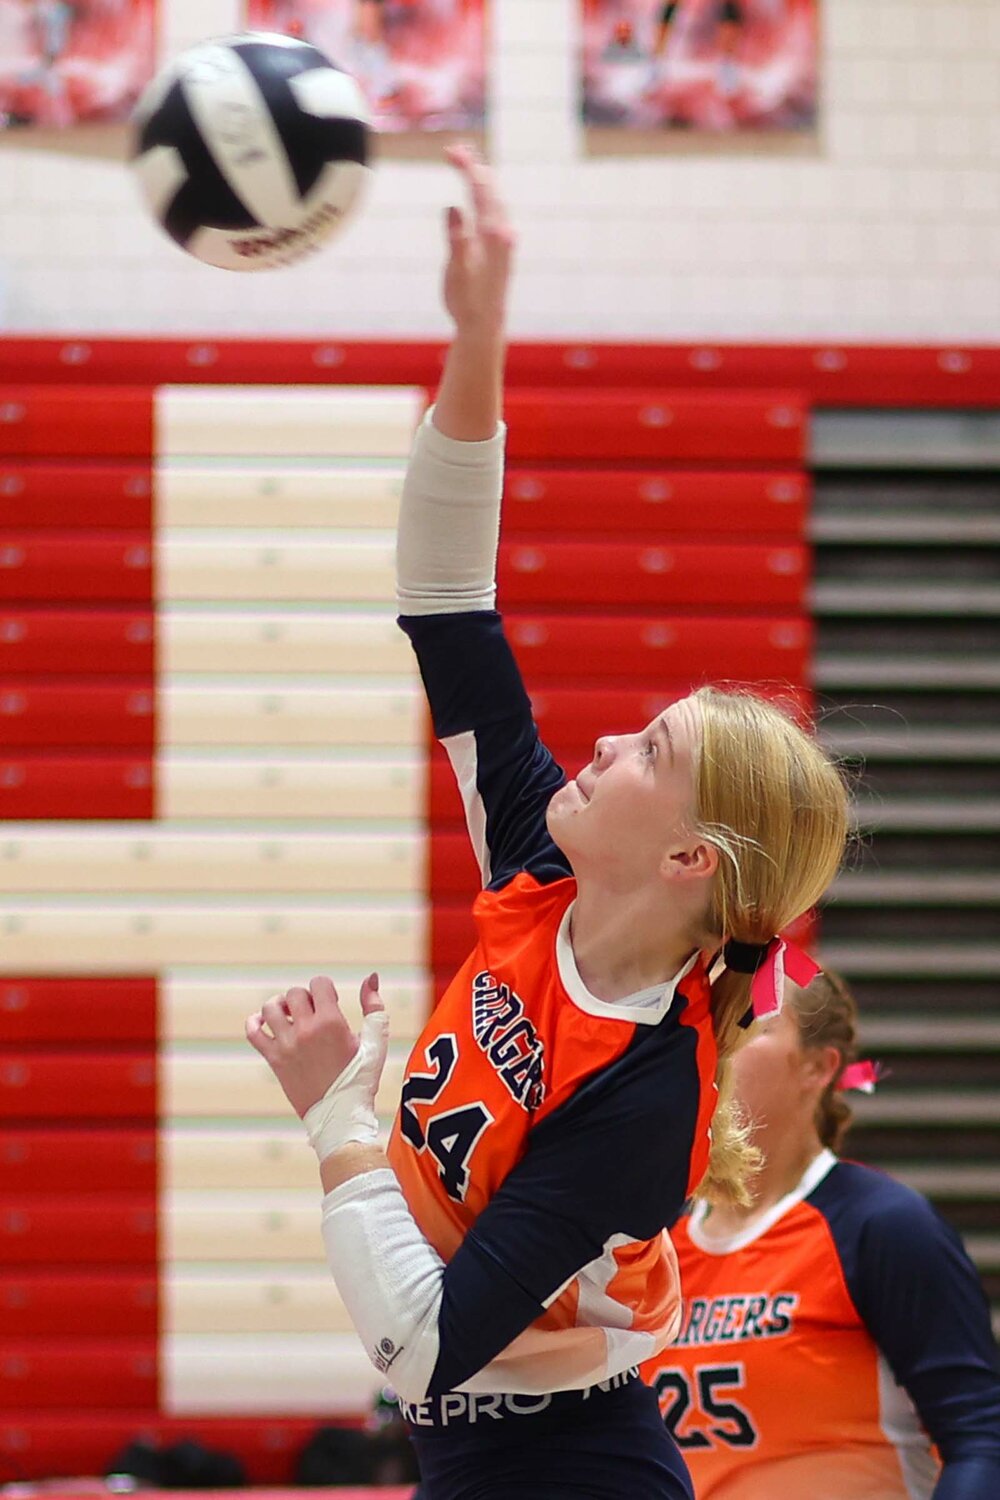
{"left": 568, "top": 886, "right": 699, "bottom": 1002}
{"left": 705, "top": 1129, "right": 826, "bottom": 1239}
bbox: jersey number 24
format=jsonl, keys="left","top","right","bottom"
{"left": 399, "top": 1033, "right": 494, "bottom": 1203}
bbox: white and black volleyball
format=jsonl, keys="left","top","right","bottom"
{"left": 131, "top": 32, "right": 371, "bottom": 271}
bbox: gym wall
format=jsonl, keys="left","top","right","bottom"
{"left": 0, "top": 0, "right": 997, "bottom": 341}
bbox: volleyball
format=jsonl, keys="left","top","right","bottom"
{"left": 130, "top": 32, "right": 371, "bottom": 272}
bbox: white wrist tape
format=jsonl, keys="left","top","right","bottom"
{"left": 303, "top": 1009, "right": 389, "bottom": 1162}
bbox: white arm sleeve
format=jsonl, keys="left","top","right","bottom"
{"left": 395, "top": 407, "right": 506, "bottom": 616}
{"left": 321, "top": 1168, "right": 445, "bottom": 1404}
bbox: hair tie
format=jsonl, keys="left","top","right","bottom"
{"left": 724, "top": 935, "right": 821, "bottom": 1020}
{"left": 838, "top": 1060, "right": 884, "bottom": 1094}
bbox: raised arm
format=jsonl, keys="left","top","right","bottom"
{"left": 395, "top": 143, "right": 511, "bottom": 619}
{"left": 432, "top": 144, "right": 509, "bottom": 442}
{"left": 397, "top": 148, "right": 566, "bottom": 889}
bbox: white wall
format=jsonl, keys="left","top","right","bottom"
{"left": 0, "top": 0, "right": 998, "bottom": 342}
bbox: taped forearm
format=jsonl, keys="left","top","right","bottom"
{"left": 396, "top": 407, "right": 506, "bottom": 615}
{"left": 321, "top": 1168, "right": 444, "bottom": 1403}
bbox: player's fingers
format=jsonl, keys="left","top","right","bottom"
{"left": 308, "top": 974, "right": 344, "bottom": 1016}
{"left": 245, "top": 1011, "right": 277, "bottom": 1057}
{"left": 261, "top": 995, "right": 292, "bottom": 1036}
{"left": 446, "top": 203, "right": 472, "bottom": 243}
{"left": 283, "top": 985, "right": 315, "bottom": 1022}
{"left": 359, "top": 972, "right": 385, "bottom": 1019}
{"left": 444, "top": 140, "right": 476, "bottom": 173}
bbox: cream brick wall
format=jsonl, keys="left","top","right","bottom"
{"left": 0, "top": 0, "right": 997, "bottom": 340}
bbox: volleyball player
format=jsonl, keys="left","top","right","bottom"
{"left": 642, "top": 970, "right": 1000, "bottom": 1498}
{"left": 246, "top": 145, "right": 850, "bottom": 1500}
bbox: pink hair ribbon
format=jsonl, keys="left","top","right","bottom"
{"left": 838, "top": 1060, "right": 884, "bottom": 1094}
{"left": 724, "top": 935, "right": 822, "bottom": 1020}
{"left": 749, "top": 937, "right": 821, "bottom": 1020}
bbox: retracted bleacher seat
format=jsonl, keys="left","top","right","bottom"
{"left": 0, "top": 536, "right": 152, "bottom": 603}
{"left": 0, "top": 1198, "right": 157, "bottom": 1264}
{"left": 0, "top": 462, "right": 152, "bottom": 528}
{"left": 0, "top": 388, "right": 153, "bottom": 458}
{"left": 503, "top": 468, "right": 808, "bottom": 534}
{"left": 0, "top": 1053, "right": 156, "bottom": 1119}
{"left": 498, "top": 540, "right": 808, "bottom": 609}
{"left": 0, "top": 757, "right": 154, "bottom": 820}
{"left": 159, "top": 753, "right": 422, "bottom": 821}
{"left": 504, "top": 389, "right": 807, "bottom": 462}
{"left": 0, "top": 1273, "right": 158, "bottom": 1337}
{"left": 0, "top": 900, "right": 425, "bottom": 971}
{"left": 0, "top": 978, "right": 157, "bottom": 1043}
{"left": 503, "top": 615, "right": 812, "bottom": 683}
{"left": 1, "top": 1129, "right": 156, "bottom": 1192}
{"left": 0, "top": 1340, "right": 159, "bottom": 1408}
{"left": 157, "top": 462, "right": 404, "bottom": 528}
{"left": 0, "top": 684, "right": 155, "bottom": 748}
{"left": 0, "top": 827, "right": 422, "bottom": 895}
{"left": 0, "top": 610, "right": 154, "bottom": 675}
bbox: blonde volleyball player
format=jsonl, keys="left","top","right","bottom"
{"left": 247, "top": 146, "right": 849, "bottom": 1500}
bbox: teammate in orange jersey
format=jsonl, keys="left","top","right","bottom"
{"left": 246, "top": 145, "right": 849, "bottom": 1500}
{"left": 642, "top": 969, "right": 1000, "bottom": 1499}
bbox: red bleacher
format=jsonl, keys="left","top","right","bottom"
{"left": 498, "top": 540, "right": 807, "bottom": 608}
{"left": 0, "top": 336, "right": 994, "bottom": 406}
{"left": 0, "top": 1272, "right": 158, "bottom": 1336}
{"left": 0, "top": 755, "right": 154, "bottom": 820}
{"left": 0, "top": 1053, "right": 157, "bottom": 1120}
{"left": 1, "top": 1129, "right": 157, "bottom": 1194}
{"left": 504, "top": 467, "right": 809, "bottom": 534}
{"left": 0, "top": 536, "right": 153, "bottom": 603}
{"left": 0, "top": 1339, "right": 159, "bottom": 1407}
{"left": 0, "top": 610, "right": 155, "bottom": 675}
{"left": 504, "top": 389, "right": 807, "bottom": 463}
{"left": 0, "top": 462, "right": 152, "bottom": 528}
{"left": 0, "top": 684, "right": 156, "bottom": 748}
{"left": 0, "top": 1197, "right": 157, "bottom": 1265}
{"left": 0, "top": 979, "right": 158, "bottom": 1045}
{"left": 0, "top": 388, "right": 153, "bottom": 458}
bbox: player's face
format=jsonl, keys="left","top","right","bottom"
{"left": 730, "top": 1007, "right": 805, "bottom": 1135}
{"left": 546, "top": 695, "right": 701, "bottom": 882}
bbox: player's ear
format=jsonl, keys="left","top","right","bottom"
{"left": 660, "top": 838, "right": 719, "bottom": 884}
{"left": 803, "top": 1043, "right": 841, "bottom": 1093}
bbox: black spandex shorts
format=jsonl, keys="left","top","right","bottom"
{"left": 406, "top": 1371, "right": 693, "bottom": 1500}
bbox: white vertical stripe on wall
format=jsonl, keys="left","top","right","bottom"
{"left": 154, "top": 382, "right": 427, "bottom": 1415}
{"left": 0, "top": 0, "right": 997, "bottom": 338}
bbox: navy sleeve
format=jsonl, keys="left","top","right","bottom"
{"left": 427, "top": 1018, "right": 701, "bottom": 1397}
{"left": 399, "top": 611, "right": 569, "bottom": 887}
{"left": 811, "top": 1163, "right": 1000, "bottom": 1498}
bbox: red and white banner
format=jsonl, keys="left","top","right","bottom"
{"left": 0, "top": 0, "right": 156, "bottom": 129}
{"left": 581, "top": 0, "right": 819, "bottom": 134}
{"left": 248, "top": 0, "right": 488, "bottom": 133}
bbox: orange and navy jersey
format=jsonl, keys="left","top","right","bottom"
{"left": 641, "top": 1151, "right": 1000, "bottom": 1499}
{"left": 387, "top": 610, "right": 718, "bottom": 1399}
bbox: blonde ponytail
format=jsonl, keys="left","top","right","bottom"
{"left": 689, "top": 687, "right": 850, "bottom": 1205}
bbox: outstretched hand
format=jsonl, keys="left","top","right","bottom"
{"left": 246, "top": 972, "right": 387, "bottom": 1123}
{"left": 442, "top": 142, "right": 515, "bottom": 337}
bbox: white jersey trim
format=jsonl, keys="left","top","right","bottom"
{"left": 441, "top": 728, "right": 491, "bottom": 885}
{"left": 876, "top": 1352, "right": 940, "bottom": 1500}
{"left": 555, "top": 901, "right": 699, "bottom": 1026}
{"left": 687, "top": 1148, "right": 838, "bottom": 1254}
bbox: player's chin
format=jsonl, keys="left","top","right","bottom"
{"left": 547, "top": 781, "right": 582, "bottom": 820}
